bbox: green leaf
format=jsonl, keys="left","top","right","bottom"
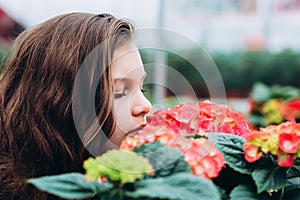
{"left": 283, "top": 177, "right": 300, "bottom": 199}
{"left": 252, "top": 159, "right": 287, "bottom": 193}
{"left": 127, "top": 172, "right": 221, "bottom": 200}
{"left": 212, "top": 165, "right": 254, "bottom": 195}
{"left": 209, "top": 133, "right": 256, "bottom": 175}
{"left": 230, "top": 184, "right": 273, "bottom": 200}
{"left": 215, "top": 186, "right": 229, "bottom": 200}
{"left": 250, "top": 82, "right": 271, "bottom": 103}
{"left": 27, "top": 173, "right": 113, "bottom": 199}
{"left": 134, "top": 141, "right": 190, "bottom": 177}
{"left": 287, "top": 159, "right": 300, "bottom": 178}
{"left": 269, "top": 84, "right": 300, "bottom": 100}
{"left": 282, "top": 188, "right": 300, "bottom": 200}
{"left": 246, "top": 114, "right": 266, "bottom": 128}
{"left": 284, "top": 177, "right": 300, "bottom": 192}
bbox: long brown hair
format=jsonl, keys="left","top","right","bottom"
{"left": 0, "top": 13, "right": 134, "bottom": 199}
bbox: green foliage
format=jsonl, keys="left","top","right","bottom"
{"left": 252, "top": 161, "right": 287, "bottom": 193}
{"left": 27, "top": 173, "right": 113, "bottom": 199}
{"left": 283, "top": 177, "right": 300, "bottom": 200}
{"left": 250, "top": 82, "right": 300, "bottom": 103}
{"left": 27, "top": 172, "right": 221, "bottom": 200}
{"left": 28, "top": 134, "right": 300, "bottom": 200}
{"left": 211, "top": 133, "right": 256, "bottom": 197}
{"left": 28, "top": 143, "right": 220, "bottom": 200}
{"left": 213, "top": 50, "right": 300, "bottom": 91}
{"left": 128, "top": 173, "right": 221, "bottom": 200}
{"left": 141, "top": 49, "right": 300, "bottom": 97}
{"left": 229, "top": 184, "right": 272, "bottom": 200}
{"left": 84, "top": 149, "right": 153, "bottom": 184}
{"left": 283, "top": 189, "right": 300, "bottom": 200}
{"left": 247, "top": 82, "right": 300, "bottom": 128}
{"left": 287, "top": 160, "right": 300, "bottom": 178}
{"left": 211, "top": 133, "right": 300, "bottom": 199}
{"left": 133, "top": 141, "right": 190, "bottom": 177}
{"left": 250, "top": 82, "right": 272, "bottom": 103}
{"left": 209, "top": 133, "right": 256, "bottom": 175}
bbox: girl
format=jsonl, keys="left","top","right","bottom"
{"left": 0, "top": 12, "right": 151, "bottom": 199}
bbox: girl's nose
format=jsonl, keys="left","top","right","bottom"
{"left": 131, "top": 91, "right": 152, "bottom": 118}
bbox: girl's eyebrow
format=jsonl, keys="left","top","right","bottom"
{"left": 114, "top": 72, "right": 147, "bottom": 83}
{"left": 113, "top": 78, "right": 130, "bottom": 83}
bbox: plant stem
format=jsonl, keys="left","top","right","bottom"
{"left": 279, "top": 186, "right": 285, "bottom": 200}
{"left": 117, "top": 183, "right": 124, "bottom": 200}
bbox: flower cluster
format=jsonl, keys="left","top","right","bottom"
{"left": 281, "top": 99, "right": 300, "bottom": 122}
{"left": 259, "top": 98, "right": 300, "bottom": 125}
{"left": 247, "top": 82, "right": 300, "bottom": 128}
{"left": 28, "top": 100, "right": 300, "bottom": 200}
{"left": 121, "top": 101, "right": 251, "bottom": 178}
{"left": 243, "top": 122, "right": 300, "bottom": 166}
{"left": 84, "top": 149, "right": 153, "bottom": 184}
{"left": 174, "top": 137, "right": 225, "bottom": 178}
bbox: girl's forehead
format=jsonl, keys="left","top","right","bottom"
{"left": 111, "top": 44, "right": 145, "bottom": 79}
{"left": 112, "top": 42, "right": 138, "bottom": 60}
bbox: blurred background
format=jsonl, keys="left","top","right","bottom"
{"left": 0, "top": 0, "right": 300, "bottom": 121}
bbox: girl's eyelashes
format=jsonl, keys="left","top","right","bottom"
{"left": 114, "top": 89, "right": 146, "bottom": 98}
{"left": 114, "top": 90, "right": 128, "bottom": 99}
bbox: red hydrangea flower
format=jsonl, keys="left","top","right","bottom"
{"left": 183, "top": 138, "right": 225, "bottom": 178}
{"left": 277, "top": 150, "right": 295, "bottom": 167}
{"left": 278, "top": 133, "right": 300, "bottom": 154}
{"left": 243, "top": 143, "right": 263, "bottom": 163}
{"left": 244, "top": 122, "right": 300, "bottom": 167}
{"left": 196, "top": 101, "right": 251, "bottom": 137}
{"left": 282, "top": 99, "right": 300, "bottom": 123}
{"left": 121, "top": 101, "right": 251, "bottom": 178}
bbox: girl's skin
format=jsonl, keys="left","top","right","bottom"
{"left": 104, "top": 42, "right": 152, "bottom": 150}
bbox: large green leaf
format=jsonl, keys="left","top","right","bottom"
{"left": 229, "top": 184, "right": 273, "bottom": 200}
{"left": 283, "top": 188, "right": 300, "bottom": 200}
{"left": 208, "top": 133, "right": 257, "bottom": 175}
{"left": 127, "top": 172, "right": 221, "bottom": 200}
{"left": 287, "top": 159, "right": 300, "bottom": 178}
{"left": 283, "top": 175, "right": 300, "bottom": 199}
{"left": 252, "top": 159, "right": 287, "bottom": 193}
{"left": 215, "top": 186, "right": 229, "bottom": 200}
{"left": 134, "top": 141, "right": 190, "bottom": 177}
{"left": 284, "top": 177, "right": 300, "bottom": 194}
{"left": 27, "top": 173, "right": 113, "bottom": 199}
{"left": 212, "top": 165, "right": 254, "bottom": 195}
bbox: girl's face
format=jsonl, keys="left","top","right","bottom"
{"left": 104, "top": 42, "right": 151, "bottom": 149}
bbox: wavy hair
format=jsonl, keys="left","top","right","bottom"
{"left": 0, "top": 12, "right": 134, "bottom": 199}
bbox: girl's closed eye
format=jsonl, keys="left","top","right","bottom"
{"left": 114, "top": 90, "right": 128, "bottom": 98}
{"left": 114, "top": 80, "right": 128, "bottom": 99}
